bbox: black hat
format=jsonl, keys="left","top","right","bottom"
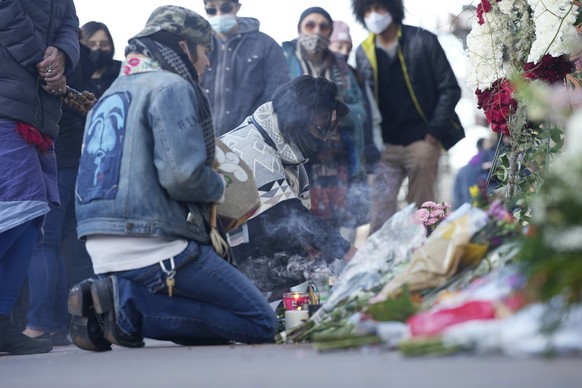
{"left": 272, "top": 75, "right": 350, "bottom": 156}
{"left": 297, "top": 7, "right": 333, "bottom": 33}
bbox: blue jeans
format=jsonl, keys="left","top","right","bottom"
{"left": 111, "top": 241, "right": 278, "bottom": 344}
{"left": 0, "top": 220, "right": 39, "bottom": 315}
{"left": 27, "top": 167, "right": 79, "bottom": 332}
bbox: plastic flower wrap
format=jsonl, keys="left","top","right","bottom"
{"left": 375, "top": 204, "right": 490, "bottom": 302}
{"left": 278, "top": 205, "right": 426, "bottom": 344}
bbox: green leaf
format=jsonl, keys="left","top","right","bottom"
{"left": 366, "top": 284, "right": 417, "bottom": 322}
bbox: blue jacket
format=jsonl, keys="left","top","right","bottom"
{"left": 76, "top": 69, "right": 224, "bottom": 244}
{"left": 201, "top": 17, "right": 290, "bottom": 136}
{"left": 0, "top": 0, "right": 79, "bottom": 138}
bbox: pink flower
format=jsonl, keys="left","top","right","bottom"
{"left": 128, "top": 57, "right": 141, "bottom": 67}
{"left": 431, "top": 208, "right": 445, "bottom": 218}
{"left": 426, "top": 217, "right": 439, "bottom": 226}
{"left": 421, "top": 201, "right": 438, "bottom": 208}
{"left": 415, "top": 208, "right": 430, "bottom": 223}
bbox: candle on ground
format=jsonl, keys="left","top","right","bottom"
{"left": 285, "top": 308, "right": 309, "bottom": 330}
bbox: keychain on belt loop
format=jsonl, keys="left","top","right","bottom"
{"left": 160, "top": 257, "right": 176, "bottom": 297}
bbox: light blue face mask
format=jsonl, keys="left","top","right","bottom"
{"left": 209, "top": 15, "right": 237, "bottom": 34}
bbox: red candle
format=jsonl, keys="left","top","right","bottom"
{"left": 282, "top": 292, "right": 310, "bottom": 311}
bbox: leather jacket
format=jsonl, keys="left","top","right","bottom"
{"left": 356, "top": 25, "right": 464, "bottom": 150}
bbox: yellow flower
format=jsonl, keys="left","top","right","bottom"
{"left": 469, "top": 185, "right": 480, "bottom": 199}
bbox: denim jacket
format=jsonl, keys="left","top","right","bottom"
{"left": 76, "top": 69, "right": 223, "bottom": 244}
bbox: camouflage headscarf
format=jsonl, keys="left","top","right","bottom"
{"left": 133, "top": 5, "right": 214, "bottom": 51}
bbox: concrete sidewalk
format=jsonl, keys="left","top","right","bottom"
{"left": 1, "top": 340, "right": 580, "bottom": 388}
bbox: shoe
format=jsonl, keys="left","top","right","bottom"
{"left": 171, "top": 337, "right": 232, "bottom": 346}
{"left": 0, "top": 316, "right": 53, "bottom": 355}
{"left": 68, "top": 279, "right": 112, "bottom": 352}
{"left": 90, "top": 276, "right": 144, "bottom": 348}
{"left": 35, "top": 331, "right": 71, "bottom": 347}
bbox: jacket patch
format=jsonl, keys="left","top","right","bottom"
{"left": 77, "top": 92, "right": 131, "bottom": 203}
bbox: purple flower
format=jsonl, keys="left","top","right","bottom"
{"left": 488, "top": 200, "right": 510, "bottom": 221}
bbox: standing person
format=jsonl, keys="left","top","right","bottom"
{"left": 81, "top": 21, "right": 122, "bottom": 99}
{"left": 222, "top": 75, "right": 356, "bottom": 299}
{"left": 329, "top": 20, "right": 382, "bottom": 175}
{"left": 68, "top": 5, "right": 277, "bottom": 352}
{"left": 62, "top": 22, "right": 121, "bottom": 287}
{"left": 282, "top": 7, "right": 368, "bottom": 235}
{"left": 0, "top": 0, "right": 79, "bottom": 355}
{"left": 352, "top": 0, "right": 465, "bottom": 233}
{"left": 23, "top": 35, "right": 96, "bottom": 346}
{"left": 200, "top": 0, "right": 290, "bottom": 136}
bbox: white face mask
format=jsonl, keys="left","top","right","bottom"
{"left": 364, "top": 11, "right": 393, "bottom": 34}
{"left": 209, "top": 14, "right": 237, "bottom": 34}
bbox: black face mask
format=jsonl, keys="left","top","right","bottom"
{"left": 296, "top": 133, "right": 327, "bottom": 158}
{"left": 89, "top": 49, "right": 114, "bottom": 70}
{"left": 336, "top": 54, "right": 349, "bottom": 63}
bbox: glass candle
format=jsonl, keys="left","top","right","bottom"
{"left": 285, "top": 308, "right": 309, "bottom": 330}
{"left": 282, "top": 292, "right": 310, "bottom": 311}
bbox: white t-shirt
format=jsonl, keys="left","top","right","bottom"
{"left": 86, "top": 235, "right": 188, "bottom": 274}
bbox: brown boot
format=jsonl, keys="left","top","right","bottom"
{"left": 90, "top": 276, "right": 144, "bottom": 348}
{"left": 68, "top": 279, "right": 112, "bottom": 352}
{"left": 0, "top": 315, "right": 52, "bottom": 355}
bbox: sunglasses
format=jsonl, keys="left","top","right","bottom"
{"left": 303, "top": 21, "right": 332, "bottom": 33}
{"left": 205, "top": 3, "right": 235, "bottom": 15}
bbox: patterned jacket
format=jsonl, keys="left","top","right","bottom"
{"left": 221, "top": 102, "right": 351, "bottom": 260}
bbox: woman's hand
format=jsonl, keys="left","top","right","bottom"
{"left": 37, "top": 46, "right": 67, "bottom": 95}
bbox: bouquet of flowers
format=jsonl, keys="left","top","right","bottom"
{"left": 471, "top": 199, "right": 521, "bottom": 249}
{"left": 466, "top": 0, "right": 580, "bottom": 201}
{"left": 414, "top": 201, "right": 451, "bottom": 236}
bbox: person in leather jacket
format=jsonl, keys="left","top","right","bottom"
{"left": 352, "top": 0, "right": 465, "bottom": 232}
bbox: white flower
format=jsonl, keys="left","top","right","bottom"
{"left": 466, "top": 21, "right": 505, "bottom": 90}
{"left": 526, "top": 0, "right": 579, "bottom": 63}
{"left": 498, "top": 0, "right": 518, "bottom": 15}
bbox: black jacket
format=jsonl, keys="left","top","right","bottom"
{"left": 356, "top": 25, "right": 464, "bottom": 150}
{"left": 0, "top": 0, "right": 80, "bottom": 138}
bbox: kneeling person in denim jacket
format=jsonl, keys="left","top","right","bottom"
{"left": 69, "top": 5, "right": 277, "bottom": 351}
